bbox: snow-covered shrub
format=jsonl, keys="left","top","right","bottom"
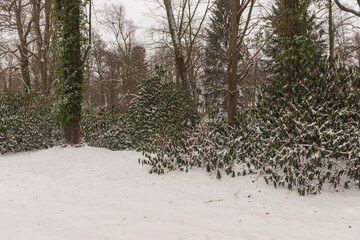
{"left": 246, "top": 9, "right": 360, "bottom": 194}
{"left": 141, "top": 58, "right": 360, "bottom": 195}
{"left": 0, "top": 92, "right": 61, "bottom": 154}
{"left": 246, "top": 59, "right": 360, "bottom": 194}
{"left": 127, "top": 67, "right": 195, "bottom": 152}
{"left": 243, "top": 51, "right": 360, "bottom": 194}
{"left": 81, "top": 106, "right": 131, "bottom": 150}
{"left": 141, "top": 113, "right": 251, "bottom": 178}
{"left": 82, "top": 67, "right": 195, "bottom": 152}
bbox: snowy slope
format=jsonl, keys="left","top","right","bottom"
{"left": 0, "top": 146, "right": 359, "bottom": 240}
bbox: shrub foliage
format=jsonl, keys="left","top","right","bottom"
{"left": 81, "top": 106, "right": 130, "bottom": 150}
{"left": 0, "top": 92, "right": 61, "bottom": 154}
{"left": 141, "top": 57, "right": 360, "bottom": 195}
{"left": 1, "top": 61, "right": 359, "bottom": 195}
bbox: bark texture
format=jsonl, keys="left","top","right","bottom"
{"left": 163, "top": 0, "right": 189, "bottom": 91}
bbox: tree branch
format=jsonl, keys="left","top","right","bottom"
{"left": 334, "top": 0, "right": 360, "bottom": 17}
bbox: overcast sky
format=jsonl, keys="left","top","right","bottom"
{"left": 102, "top": 0, "right": 155, "bottom": 26}
{"left": 93, "top": 0, "right": 158, "bottom": 41}
{"left": 95, "top": 0, "right": 359, "bottom": 25}
{"left": 93, "top": 0, "right": 360, "bottom": 42}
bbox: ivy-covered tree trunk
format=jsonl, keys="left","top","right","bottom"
{"left": 53, "top": 0, "right": 84, "bottom": 145}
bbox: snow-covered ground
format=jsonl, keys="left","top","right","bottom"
{"left": 0, "top": 147, "right": 359, "bottom": 240}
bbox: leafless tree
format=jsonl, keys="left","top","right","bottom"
{"left": 163, "top": 0, "right": 188, "bottom": 90}
{"left": 0, "top": 0, "right": 54, "bottom": 94}
{"left": 0, "top": 0, "right": 33, "bottom": 92}
{"left": 30, "top": 0, "right": 52, "bottom": 95}
{"left": 152, "top": 0, "right": 211, "bottom": 96}
{"left": 334, "top": 0, "right": 360, "bottom": 17}
{"left": 85, "top": 5, "right": 148, "bottom": 108}
{"left": 102, "top": 4, "right": 137, "bottom": 107}
{"left": 315, "top": 0, "right": 359, "bottom": 66}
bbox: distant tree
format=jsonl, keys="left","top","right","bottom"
{"left": 147, "top": 46, "right": 177, "bottom": 83}
{"left": 0, "top": 0, "right": 33, "bottom": 92}
{"left": 204, "top": 0, "right": 265, "bottom": 120}
{"left": 127, "top": 45, "right": 148, "bottom": 104}
{"left": 315, "top": 0, "right": 359, "bottom": 67}
{"left": 0, "top": 0, "right": 54, "bottom": 94}
{"left": 85, "top": 32, "right": 111, "bottom": 106}
{"left": 31, "top": 0, "right": 52, "bottom": 95}
{"left": 99, "top": 4, "right": 148, "bottom": 109}
{"left": 151, "top": 0, "right": 210, "bottom": 112}
{"left": 160, "top": 0, "right": 211, "bottom": 90}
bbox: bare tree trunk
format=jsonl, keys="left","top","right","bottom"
{"left": 329, "top": 0, "right": 335, "bottom": 60}
{"left": 32, "top": 0, "right": 51, "bottom": 94}
{"left": 14, "top": 1, "right": 32, "bottom": 92}
{"left": 8, "top": 72, "right": 12, "bottom": 90}
{"left": 163, "top": 0, "right": 189, "bottom": 91}
{"left": 226, "top": 0, "right": 255, "bottom": 125}
{"left": 356, "top": 33, "right": 360, "bottom": 68}
{"left": 19, "top": 46, "right": 31, "bottom": 92}
{"left": 43, "top": 0, "right": 51, "bottom": 94}
{"left": 227, "top": 0, "right": 239, "bottom": 125}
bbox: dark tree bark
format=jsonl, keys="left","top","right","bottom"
{"left": 227, "top": 0, "right": 240, "bottom": 125}
{"left": 226, "top": 0, "right": 255, "bottom": 125}
{"left": 329, "top": 0, "right": 335, "bottom": 60}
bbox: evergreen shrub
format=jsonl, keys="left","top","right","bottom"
{"left": 141, "top": 57, "right": 360, "bottom": 195}
{"left": 141, "top": 113, "right": 252, "bottom": 178}
{"left": 0, "top": 92, "right": 61, "bottom": 154}
{"left": 127, "top": 67, "right": 194, "bottom": 152}
{"left": 81, "top": 67, "right": 194, "bottom": 152}
{"left": 248, "top": 55, "right": 360, "bottom": 195}
{"left": 81, "top": 106, "right": 130, "bottom": 150}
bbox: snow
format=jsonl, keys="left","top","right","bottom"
{"left": 0, "top": 146, "right": 359, "bottom": 240}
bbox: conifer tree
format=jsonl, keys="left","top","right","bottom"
{"left": 203, "top": 0, "right": 229, "bottom": 114}
{"left": 263, "top": 0, "right": 322, "bottom": 70}
{"left": 265, "top": 0, "right": 321, "bottom": 99}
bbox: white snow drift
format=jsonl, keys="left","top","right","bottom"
{"left": 0, "top": 146, "right": 359, "bottom": 240}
